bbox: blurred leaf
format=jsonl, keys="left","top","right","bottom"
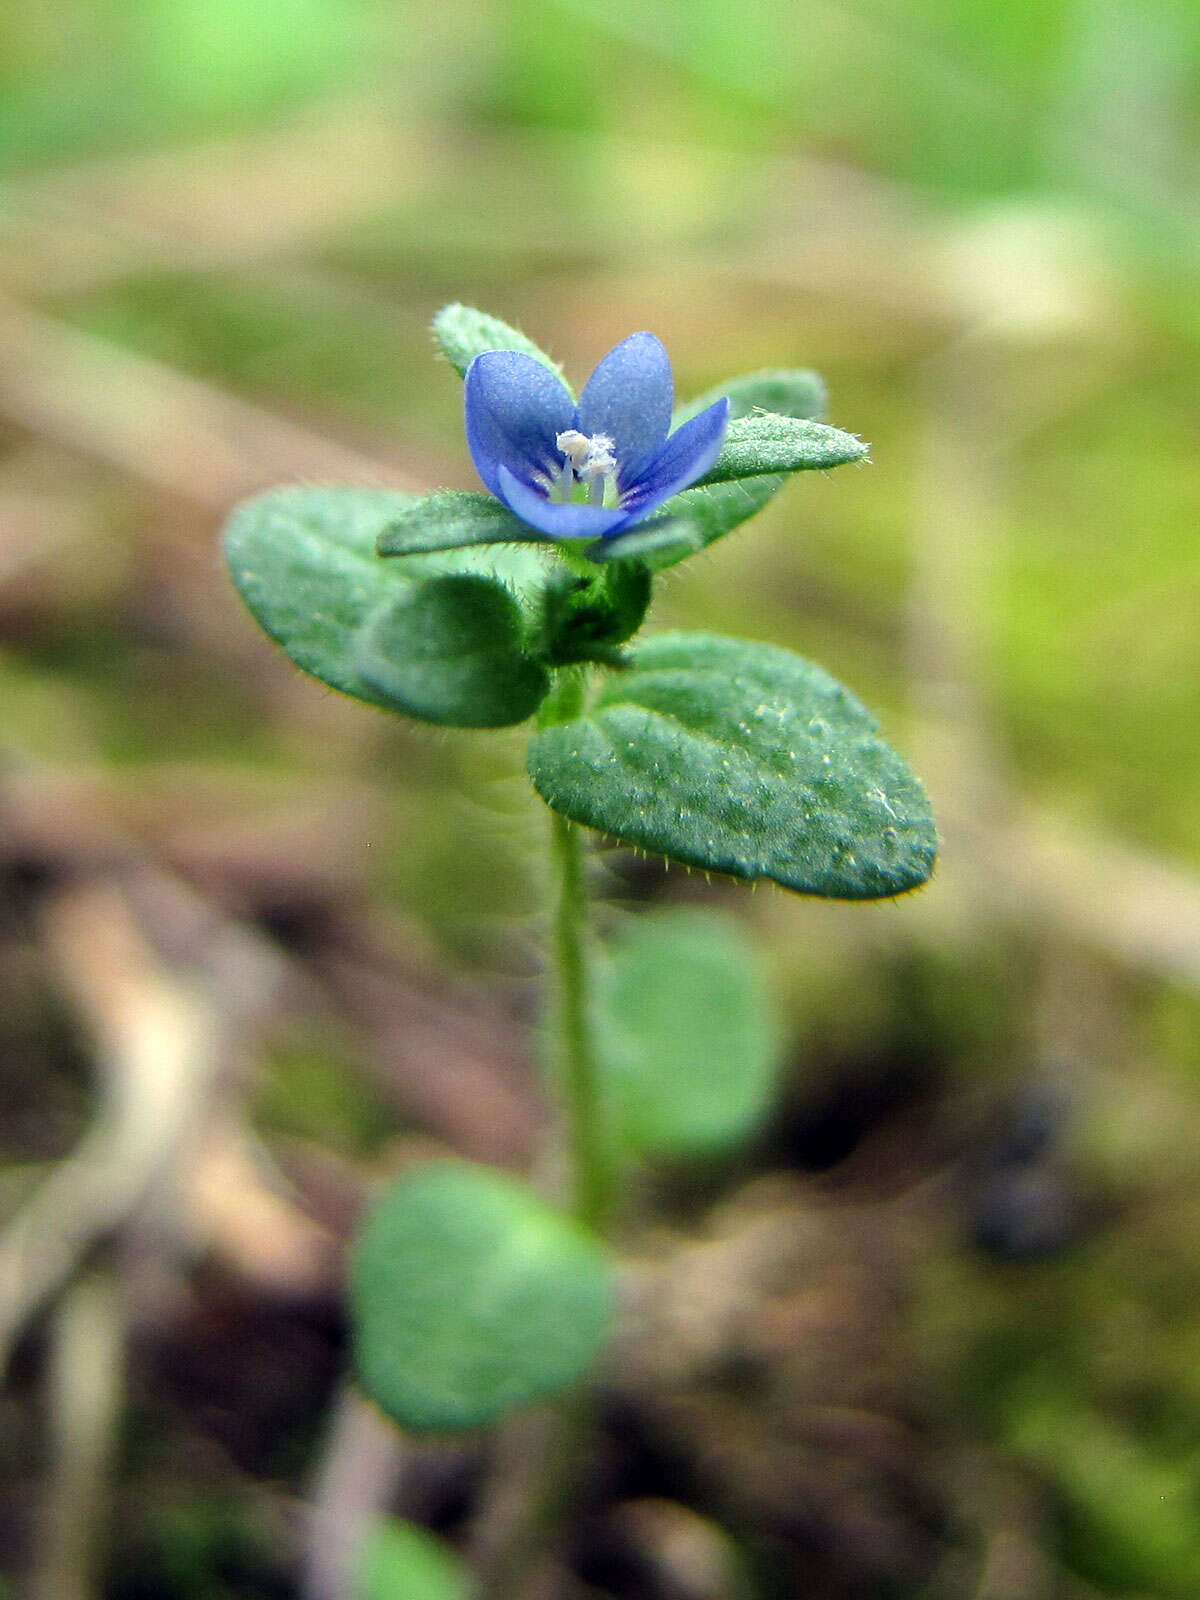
{"left": 433, "top": 302, "right": 568, "bottom": 387}
{"left": 1010, "top": 1388, "right": 1200, "bottom": 1594}
{"left": 675, "top": 368, "right": 828, "bottom": 426}
{"left": 528, "top": 631, "right": 937, "bottom": 898}
{"left": 698, "top": 414, "right": 868, "bottom": 485}
{"left": 351, "top": 1163, "right": 614, "bottom": 1432}
{"left": 596, "top": 909, "right": 783, "bottom": 1156}
{"left": 359, "top": 1518, "right": 471, "bottom": 1600}
{"left": 356, "top": 573, "right": 550, "bottom": 727}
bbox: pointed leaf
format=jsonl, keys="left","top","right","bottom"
{"left": 642, "top": 475, "right": 787, "bottom": 572}
{"left": 584, "top": 513, "right": 709, "bottom": 567}
{"left": 433, "top": 302, "right": 569, "bottom": 389}
{"left": 378, "top": 490, "right": 547, "bottom": 559}
{"left": 675, "top": 367, "right": 827, "bottom": 426}
{"left": 596, "top": 909, "right": 783, "bottom": 1156}
{"left": 698, "top": 414, "right": 868, "bottom": 485}
{"left": 528, "top": 632, "right": 937, "bottom": 899}
{"left": 356, "top": 574, "right": 550, "bottom": 727}
{"left": 351, "top": 1163, "right": 614, "bottom": 1432}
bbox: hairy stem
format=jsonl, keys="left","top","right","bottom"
{"left": 535, "top": 665, "right": 611, "bottom": 1231}
{"left": 549, "top": 806, "right": 610, "bottom": 1231}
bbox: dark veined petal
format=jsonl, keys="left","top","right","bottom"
{"left": 576, "top": 332, "right": 673, "bottom": 473}
{"left": 465, "top": 351, "right": 576, "bottom": 497}
{"left": 619, "top": 397, "right": 730, "bottom": 521}
{"left": 497, "top": 465, "right": 629, "bottom": 541}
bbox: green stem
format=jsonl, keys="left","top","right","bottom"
{"left": 538, "top": 666, "right": 611, "bottom": 1233}
{"left": 549, "top": 807, "right": 610, "bottom": 1230}
{"left": 472, "top": 675, "right": 610, "bottom": 1597}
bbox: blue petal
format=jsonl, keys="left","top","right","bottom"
{"left": 497, "top": 465, "right": 629, "bottom": 541}
{"left": 465, "top": 351, "right": 576, "bottom": 497}
{"left": 618, "top": 397, "right": 730, "bottom": 522}
{"left": 576, "top": 332, "right": 673, "bottom": 475}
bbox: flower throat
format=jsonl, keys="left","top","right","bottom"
{"left": 550, "top": 429, "right": 620, "bottom": 508}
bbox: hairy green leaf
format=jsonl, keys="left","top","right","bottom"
{"left": 433, "top": 302, "right": 569, "bottom": 388}
{"left": 224, "top": 485, "right": 418, "bottom": 709}
{"left": 588, "top": 476, "right": 785, "bottom": 570}
{"left": 223, "top": 486, "right": 551, "bottom": 718}
{"left": 351, "top": 1163, "right": 614, "bottom": 1432}
{"left": 377, "top": 490, "right": 545, "bottom": 559}
{"left": 596, "top": 909, "right": 783, "bottom": 1156}
{"left": 698, "top": 414, "right": 868, "bottom": 486}
{"left": 528, "top": 632, "right": 937, "bottom": 899}
{"left": 356, "top": 574, "right": 549, "bottom": 726}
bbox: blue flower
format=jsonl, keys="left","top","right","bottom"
{"left": 464, "top": 332, "right": 729, "bottom": 541}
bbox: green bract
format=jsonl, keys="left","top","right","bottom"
{"left": 699, "top": 412, "right": 867, "bottom": 484}
{"left": 352, "top": 1163, "right": 614, "bottom": 1432}
{"left": 674, "top": 367, "right": 827, "bottom": 427}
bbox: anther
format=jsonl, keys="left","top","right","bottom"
{"left": 553, "top": 430, "right": 620, "bottom": 506}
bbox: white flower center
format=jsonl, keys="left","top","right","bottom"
{"left": 551, "top": 429, "right": 619, "bottom": 507}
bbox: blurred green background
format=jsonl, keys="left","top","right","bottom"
{"left": 2, "top": 0, "right": 1200, "bottom": 1596}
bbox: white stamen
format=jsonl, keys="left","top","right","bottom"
{"left": 555, "top": 430, "right": 593, "bottom": 470}
{"left": 553, "top": 429, "right": 619, "bottom": 507}
{"left": 581, "top": 434, "right": 617, "bottom": 479}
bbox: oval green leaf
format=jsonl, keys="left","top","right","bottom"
{"left": 356, "top": 574, "right": 549, "bottom": 727}
{"left": 528, "top": 632, "right": 937, "bottom": 899}
{"left": 223, "top": 486, "right": 552, "bottom": 720}
{"left": 596, "top": 909, "right": 783, "bottom": 1156}
{"left": 224, "top": 485, "right": 421, "bottom": 709}
{"left": 351, "top": 1163, "right": 614, "bottom": 1432}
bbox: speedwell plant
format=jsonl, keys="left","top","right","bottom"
{"left": 223, "top": 304, "right": 937, "bottom": 1595}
